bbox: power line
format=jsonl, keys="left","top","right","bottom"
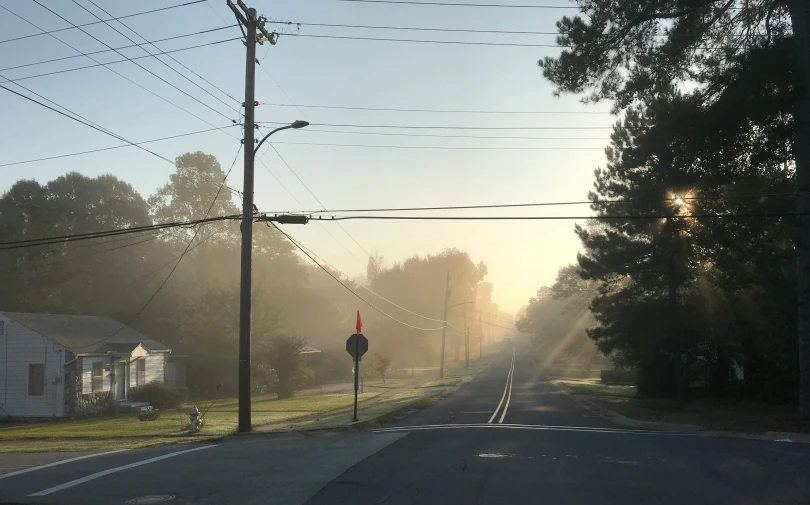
{"left": 315, "top": 212, "right": 808, "bottom": 221}
{"left": 71, "top": 145, "right": 243, "bottom": 349}
{"left": 259, "top": 121, "right": 622, "bottom": 130}
{"left": 268, "top": 20, "right": 563, "bottom": 35}
{"left": 253, "top": 131, "right": 370, "bottom": 269}
{"left": 271, "top": 141, "right": 603, "bottom": 150}
{"left": 261, "top": 102, "right": 609, "bottom": 115}
{"left": 291, "top": 127, "right": 609, "bottom": 140}
{"left": 32, "top": 0, "right": 234, "bottom": 122}
{"left": 0, "top": 125, "right": 237, "bottom": 167}
{"left": 26, "top": 233, "right": 164, "bottom": 270}
{"left": 0, "top": 0, "right": 208, "bottom": 45}
{"left": 81, "top": 0, "right": 240, "bottom": 113}
{"left": 335, "top": 0, "right": 578, "bottom": 8}
{"left": 0, "top": 83, "right": 177, "bottom": 166}
{"left": 0, "top": 37, "right": 241, "bottom": 85}
{"left": 0, "top": 214, "right": 241, "bottom": 250}
{"left": 286, "top": 32, "right": 563, "bottom": 47}
{"left": 8, "top": 3, "right": 238, "bottom": 132}
{"left": 290, "top": 193, "right": 803, "bottom": 214}
{"left": 0, "top": 25, "right": 234, "bottom": 73}
{"left": 269, "top": 223, "right": 447, "bottom": 331}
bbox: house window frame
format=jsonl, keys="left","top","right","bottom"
{"left": 28, "top": 363, "right": 45, "bottom": 396}
{"left": 136, "top": 359, "right": 146, "bottom": 386}
{"left": 91, "top": 361, "right": 104, "bottom": 392}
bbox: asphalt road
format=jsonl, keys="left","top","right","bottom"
{"left": 2, "top": 340, "right": 809, "bottom": 505}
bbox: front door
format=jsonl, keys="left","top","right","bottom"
{"left": 114, "top": 362, "right": 126, "bottom": 400}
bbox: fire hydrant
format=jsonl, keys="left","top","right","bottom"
{"left": 189, "top": 406, "right": 201, "bottom": 434}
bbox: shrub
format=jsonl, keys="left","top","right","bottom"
{"left": 138, "top": 409, "right": 160, "bottom": 421}
{"left": 130, "top": 383, "right": 187, "bottom": 410}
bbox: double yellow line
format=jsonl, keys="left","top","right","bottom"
{"left": 488, "top": 346, "right": 515, "bottom": 424}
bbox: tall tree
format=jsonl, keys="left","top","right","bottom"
{"left": 539, "top": 0, "right": 809, "bottom": 416}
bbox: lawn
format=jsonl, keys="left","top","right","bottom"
{"left": 554, "top": 378, "right": 637, "bottom": 398}
{"left": 553, "top": 378, "right": 810, "bottom": 434}
{"left": 0, "top": 391, "right": 380, "bottom": 452}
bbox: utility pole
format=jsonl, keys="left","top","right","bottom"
{"left": 479, "top": 312, "right": 483, "bottom": 358}
{"left": 439, "top": 271, "right": 450, "bottom": 379}
{"left": 228, "top": 0, "right": 274, "bottom": 433}
{"left": 463, "top": 300, "right": 469, "bottom": 367}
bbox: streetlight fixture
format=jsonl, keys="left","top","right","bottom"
{"left": 238, "top": 119, "right": 308, "bottom": 433}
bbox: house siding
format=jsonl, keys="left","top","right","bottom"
{"left": 0, "top": 315, "right": 66, "bottom": 418}
{"left": 145, "top": 354, "right": 166, "bottom": 384}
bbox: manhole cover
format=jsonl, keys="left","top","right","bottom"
{"left": 125, "top": 495, "right": 175, "bottom": 504}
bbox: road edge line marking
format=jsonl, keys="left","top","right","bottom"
{"left": 28, "top": 444, "right": 218, "bottom": 496}
{"left": 498, "top": 348, "right": 515, "bottom": 423}
{"left": 0, "top": 449, "right": 129, "bottom": 481}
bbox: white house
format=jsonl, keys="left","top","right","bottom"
{"left": 0, "top": 312, "right": 187, "bottom": 418}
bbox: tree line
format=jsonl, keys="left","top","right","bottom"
{"left": 518, "top": 0, "right": 807, "bottom": 415}
{"left": 0, "top": 152, "right": 507, "bottom": 398}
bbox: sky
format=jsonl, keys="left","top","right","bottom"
{"left": 0, "top": 0, "right": 615, "bottom": 315}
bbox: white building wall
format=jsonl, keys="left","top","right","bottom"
{"left": 145, "top": 354, "right": 165, "bottom": 384}
{"left": 0, "top": 315, "right": 66, "bottom": 417}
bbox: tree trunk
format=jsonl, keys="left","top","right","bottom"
{"left": 788, "top": 0, "right": 810, "bottom": 420}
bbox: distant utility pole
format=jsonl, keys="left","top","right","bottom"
{"left": 229, "top": 0, "right": 274, "bottom": 434}
{"left": 478, "top": 312, "right": 483, "bottom": 358}
{"left": 463, "top": 300, "right": 469, "bottom": 368}
{"left": 439, "top": 271, "right": 451, "bottom": 379}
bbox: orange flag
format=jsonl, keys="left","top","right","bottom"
{"left": 356, "top": 310, "right": 363, "bottom": 334}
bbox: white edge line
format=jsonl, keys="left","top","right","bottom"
{"left": 372, "top": 424, "right": 680, "bottom": 436}
{"left": 376, "top": 422, "right": 661, "bottom": 433}
{"left": 498, "top": 349, "right": 515, "bottom": 423}
{"left": 29, "top": 444, "right": 218, "bottom": 496}
{"left": 0, "top": 449, "right": 129, "bottom": 481}
{"left": 488, "top": 349, "right": 515, "bottom": 423}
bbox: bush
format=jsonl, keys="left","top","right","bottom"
{"left": 138, "top": 409, "right": 160, "bottom": 421}
{"left": 130, "top": 383, "right": 187, "bottom": 410}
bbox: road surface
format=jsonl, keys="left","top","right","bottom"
{"left": 1, "top": 341, "right": 808, "bottom": 505}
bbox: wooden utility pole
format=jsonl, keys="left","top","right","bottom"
{"left": 228, "top": 0, "right": 274, "bottom": 433}
{"left": 439, "top": 271, "right": 451, "bottom": 379}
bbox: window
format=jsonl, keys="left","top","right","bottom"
{"left": 137, "top": 359, "right": 146, "bottom": 386}
{"left": 0, "top": 320, "right": 5, "bottom": 336}
{"left": 28, "top": 364, "right": 44, "bottom": 396}
{"left": 91, "top": 361, "right": 103, "bottom": 392}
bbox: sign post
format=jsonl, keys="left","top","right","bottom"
{"left": 346, "top": 311, "right": 368, "bottom": 422}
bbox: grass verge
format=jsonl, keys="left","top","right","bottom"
{"left": 553, "top": 378, "right": 810, "bottom": 434}
{"left": 0, "top": 392, "right": 380, "bottom": 453}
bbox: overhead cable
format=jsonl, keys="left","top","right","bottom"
{"left": 272, "top": 141, "right": 603, "bottom": 150}
{"left": 0, "top": 84, "right": 177, "bottom": 166}
{"left": 70, "top": 145, "right": 243, "bottom": 349}
{"left": 0, "top": 26, "right": 234, "bottom": 73}
{"left": 261, "top": 102, "right": 609, "bottom": 115}
{"left": 0, "top": 125, "right": 237, "bottom": 167}
{"left": 258, "top": 121, "right": 624, "bottom": 130}
{"left": 0, "top": 38, "right": 241, "bottom": 85}
{"left": 80, "top": 0, "right": 240, "bottom": 113}
{"left": 270, "top": 223, "right": 447, "bottom": 332}
{"left": 293, "top": 193, "right": 802, "bottom": 214}
{"left": 316, "top": 212, "right": 808, "bottom": 221}
{"left": 32, "top": 0, "right": 234, "bottom": 122}
{"left": 0, "top": 0, "right": 208, "bottom": 45}
{"left": 336, "top": 0, "right": 578, "bottom": 8}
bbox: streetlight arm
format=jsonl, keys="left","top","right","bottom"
{"left": 254, "top": 125, "right": 291, "bottom": 155}
{"left": 253, "top": 120, "right": 309, "bottom": 155}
